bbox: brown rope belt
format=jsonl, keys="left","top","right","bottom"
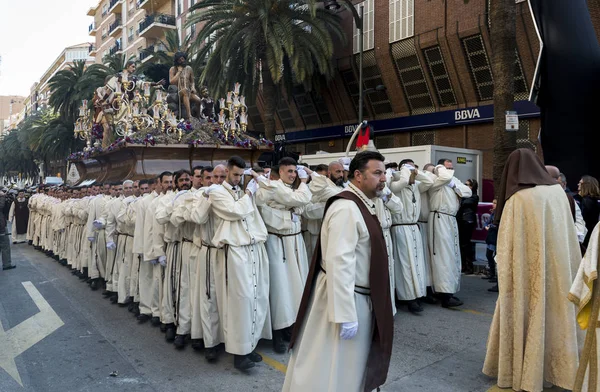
{"left": 319, "top": 265, "right": 371, "bottom": 296}
{"left": 391, "top": 223, "right": 418, "bottom": 228}
{"left": 202, "top": 241, "right": 217, "bottom": 299}
{"left": 268, "top": 231, "right": 301, "bottom": 263}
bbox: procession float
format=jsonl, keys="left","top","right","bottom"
{"left": 66, "top": 61, "right": 273, "bottom": 186}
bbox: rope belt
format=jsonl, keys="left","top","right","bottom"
{"left": 202, "top": 242, "right": 216, "bottom": 299}
{"left": 201, "top": 241, "right": 217, "bottom": 249}
{"left": 432, "top": 211, "right": 457, "bottom": 256}
{"left": 117, "top": 232, "right": 133, "bottom": 238}
{"left": 417, "top": 220, "right": 428, "bottom": 224}
{"left": 319, "top": 265, "right": 371, "bottom": 296}
{"left": 268, "top": 232, "right": 301, "bottom": 263}
{"left": 182, "top": 238, "right": 193, "bottom": 243}
{"left": 391, "top": 223, "right": 418, "bottom": 228}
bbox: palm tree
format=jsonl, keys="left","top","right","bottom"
{"left": 48, "top": 60, "right": 88, "bottom": 125}
{"left": 186, "top": 0, "right": 345, "bottom": 140}
{"left": 490, "top": 0, "right": 517, "bottom": 193}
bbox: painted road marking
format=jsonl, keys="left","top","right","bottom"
{"left": 257, "top": 352, "right": 287, "bottom": 374}
{"left": 460, "top": 308, "right": 493, "bottom": 317}
{"left": 0, "top": 281, "right": 64, "bottom": 387}
{"left": 487, "top": 386, "right": 565, "bottom": 392}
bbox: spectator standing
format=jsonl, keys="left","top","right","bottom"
{"left": 457, "top": 179, "right": 479, "bottom": 274}
{"left": 575, "top": 175, "right": 600, "bottom": 247}
{"left": 483, "top": 199, "right": 499, "bottom": 292}
{"left": 0, "top": 190, "right": 16, "bottom": 270}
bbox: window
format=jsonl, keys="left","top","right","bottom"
{"left": 353, "top": 0, "right": 374, "bottom": 54}
{"left": 357, "top": 51, "right": 394, "bottom": 116}
{"left": 516, "top": 119, "right": 536, "bottom": 151}
{"left": 293, "top": 86, "right": 321, "bottom": 128}
{"left": 177, "top": 0, "right": 182, "bottom": 16}
{"left": 514, "top": 50, "right": 529, "bottom": 101}
{"left": 389, "top": 0, "right": 414, "bottom": 43}
{"left": 462, "top": 35, "right": 494, "bottom": 101}
{"left": 423, "top": 46, "right": 457, "bottom": 107}
{"left": 391, "top": 38, "right": 435, "bottom": 114}
{"left": 190, "top": 23, "right": 196, "bottom": 39}
{"left": 411, "top": 130, "right": 435, "bottom": 146}
{"left": 276, "top": 97, "right": 297, "bottom": 131}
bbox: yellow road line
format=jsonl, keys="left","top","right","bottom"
{"left": 487, "top": 385, "right": 566, "bottom": 391}
{"left": 460, "top": 308, "right": 493, "bottom": 317}
{"left": 258, "top": 351, "right": 287, "bottom": 374}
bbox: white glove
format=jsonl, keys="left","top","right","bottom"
{"left": 173, "top": 190, "right": 188, "bottom": 203}
{"left": 246, "top": 180, "right": 258, "bottom": 195}
{"left": 292, "top": 213, "right": 300, "bottom": 223}
{"left": 93, "top": 220, "right": 104, "bottom": 229}
{"left": 204, "top": 184, "right": 220, "bottom": 195}
{"left": 158, "top": 256, "right": 167, "bottom": 267}
{"left": 339, "top": 157, "right": 351, "bottom": 166}
{"left": 340, "top": 321, "right": 358, "bottom": 340}
{"left": 149, "top": 259, "right": 158, "bottom": 265}
{"left": 88, "top": 236, "right": 96, "bottom": 242}
{"left": 243, "top": 169, "right": 252, "bottom": 175}
{"left": 447, "top": 179, "right": 456, "bottom": 188}
{"left": 578, "top": 233, "right": 585, "bottom": 243}
{"left": 296, "top": 165, "right": 306, "bottom": 171}
{"left": 106, "top": 241, "right": 116, "bottom": 250}
{"left": 403, "top": 164, "right": 415, "bottom": 171}
{"left": 298, "top": 169, "right": 308, "bottom": 179}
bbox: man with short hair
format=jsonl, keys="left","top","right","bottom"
{"left": 284, "top": 151, "right": 394, "bottom": 392}
{"left": 428, "top": 160, "right": 472, "bottom": 308}
{"left": 9, "top": 190, "right": 29, "bottom": 244}
{"left": 209, "top": 156, "right": 271, "bottom": 370}
{"left": 203, "top": 166, "right": 216, "bottom": 187}
{"left": 192, "top": 166, "right": 204, "bottom": 190}
{"left": 256, "top": 157, "right": 312, "bottom": 353}
{"left": 114, "top": 180, "right": 137, "bottom": 305}
{"left": 315, "top": 164, "right": 328, "bottom": 176}
{"left": 389, "top": 159, "right": 434, "bottom": 313}
{"left": 546, "top": 165, "right": 587, "bottom": 244}
{"left": 87, "top": 183, "right": 111, "bottom": 290}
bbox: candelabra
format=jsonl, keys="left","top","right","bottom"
{"left": 218, "top": 82, "right": 248, "bottom": 139}
{"left": 74, "top": 100, "right": 93, "bottom": 151}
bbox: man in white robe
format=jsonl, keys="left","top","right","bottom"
{"left": 428, "top": 162, "right": 471, "bottom": 308}
{"left": 389, "top": 159, "right": 434, "bottom": 313}
{"left": 88, "top": 185, "right": 112, "bottom": 290}
{"left": 256, "top": 157, "right": 312, "bottom": 353}
{"left": 114, "top": 181, "right": 136, "bottom": 305}
{"left": 284, "top": 151, "right": 394, "bottom": 392}
{"left": 418, "top": 164, "right": 438, "bottom": 304}
{"left": 209, "top": 156, "right": 271, "bottom": 371}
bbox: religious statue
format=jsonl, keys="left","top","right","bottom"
{"left": 169, "top": 52, "right": 201, "bottom": 120}
{"left": 199, "top": 86, "right": 215, "bottom": 121}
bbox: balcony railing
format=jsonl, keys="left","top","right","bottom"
{"left": 88, "top": 23, "right": 96, "bottom": 33}
{"left": 88, "top": 44, "right": 96, "bottom": 53}
{"left": 109, "top": 0, "right": 121, "bottom": 10}
{"left": 139, "top": 45, "right": 154, "bottom": 62}
{"left": 109, "top": 18, "right": 122, "bottom": 35}
{"left": 138, "top": 13, "right": 176, "bottom": 34}
{"left": 109, "top": 42, "right": 122, "bottom": 56}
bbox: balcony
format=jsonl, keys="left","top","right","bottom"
{"left": 139, "top": 45, "right": 154, "bottom": 63}
{"left": 109, "top": 18, "right": 123, "bottom": 38}
{"left": 89, "top": 23, "right": 96, "bottom": 36}
{"left": 137, "top": 0, "right": 170, "bottom": 12}
{"left": 109, "top": 42, "right": 122, "bottom": 56}
{"left": 109, "top": 0, "right": 122, "bottom": 14}
{"left": 138, "top": 13, "right": 176, "bottom": 39}
{"left": 87, "top": 7, "right": 96, "bottom": 16}
{"left": 89, "top": 44, "right": 97, "bottom": 57}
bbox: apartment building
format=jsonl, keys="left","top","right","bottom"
{"left": 244, "top": 0, "right": 600, "bottom": 181}
{"left": 0, "top": 96, "right": 24, "bottom": 139}
{"left": 88, "top": 0, "right": 177, "bottom": 64}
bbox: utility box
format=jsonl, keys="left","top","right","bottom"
{"left": 299, "top": 145, "right": 483, "bottom": 185}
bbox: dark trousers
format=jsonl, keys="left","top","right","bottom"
{"left": 458, "top": 221, "right": 476, "bottom": 272}
{"left": 0, "top": 232, "right": 12, "bottom": 268}
{"left": 486, "top": 248, "right": 496, "bottom": 278}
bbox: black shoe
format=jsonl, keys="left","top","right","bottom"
{"left": 247, "top": 351, "right": 262, "bottom": 363}
{"left": 160, "top": 323, "right": 167, "bottom": 333}
{"left": 272, "top": 330, "right": 287, "bottom": 354}
{"left": 165, "top": 325, "right": 176, "bottom": 342}
{"left": 133, "top": 303, "right": 140, "bottom": 317}
{"left": 173, "top": 334, "right": 186, "bottom": 349}
{"left": 60, "top": 259, "right": 67, "bottom": 266}
{"left": 128, "top": 301, "right": 135, "bottom": 312}
{"left": 441, "top": 297, "right": 464, "bottom": 308}
{"left": 110, "top": 295, "right": 118, "bottom": 304}
{"left": 2, "top": 265, "right": 16, "bottom": 271}
{"left": 488, "top": 285, "right": 499, "bottom": 293}
{"left": 151, "top": 317, "right": 161, "bottom": 327}
{"left": 408, "top": 300, "right": 424, "bottom": 313}
{"left": 102, "top": 290, "right": 112, "bottom": 297}
{"left": 191, "top": 339, "right": 205, "bottom": 351}
{"left": 205, "top": 347, "right": 218, "bottom": 361}
{"left": 28, "top": 240, "right": 33, "bottom": 245}
{"left": 282, "top": 327, "right": 292, "bottom": 342}
{"left": 421, "top": 295, "right": 438, "bottom": 305}
{"left": 137, "top": 314, "right": 151, "bottom": 323}
{"left": 90, "top": 279, "right": 99, "bottom": 291}
{"left": 234, "top": 355, "right": 255, "bottom": 371}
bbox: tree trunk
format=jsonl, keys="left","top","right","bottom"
{"left": 490, "top": 0, "right": 517, "bottom": 197}
{"left": 261, "top": 67, "right": 277, "bottom": 141}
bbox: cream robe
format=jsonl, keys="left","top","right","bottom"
{"left": 75, "top": 197, "right": 92, "bottom": 272}
{"left": 210, "top": 182, "right": 272, "bottom": 355}
{"left": 102, "top": 196, "right": 123, "bottom": 292}
{"left": 389, "top": 168, "right": 434, "bottom": 301}
{"left": 374, "top": 189, "right": 403, "bottom": 315}
{"left": 126, "top": 195, "right": 143, "bottom": 303}
{"left": 283, "top": 186, "right": 379, "bottom": 392}
{"left": 170, "top": 190, "right": 196, "bottom": 335}
{"left": 483, "top": 185, "right": 580, "bottom": 392}
{"left": 302, "top": 175, "right": 344, "bottom": 261}
{"left": 26, "top": 194, "right": 38, "bottom": 242}
{"left": 86, "top": 195, "right": 107, "bottom": 280}
{"left": 257, "top": 180, "right": 312, "bottom": 331}
{"left": 418, "top": 171, "right": 436, "bottom": 287}
{"left": 116, "top": 195, "right": 137, "bottom": 303}
{"left": 428, "top": 167, "right": 471, "bottom": 294}
{"left": 156, "top": 191, "right": 180, "bottom": 325}
{"left": 133, "top": 192, "right": 157, "bottom": 316}
{"left": 186, "top": 188, "right": 221, "bottom": 346}
{"left": 147, "top": 194, "right": 167, "bottom": 319}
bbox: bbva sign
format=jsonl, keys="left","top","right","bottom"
{"left": 454, "top": 108, "right": 481, "bottom": 121}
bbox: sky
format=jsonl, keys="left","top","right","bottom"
{"left": 0, "top": 0, "right": 96, "bottom": 97}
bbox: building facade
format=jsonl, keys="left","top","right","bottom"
{"left": 0, "top": 96, "right": 25, "bottom": 139}
{"left": 243, "top": 0, "right": 597, "bottom": 182}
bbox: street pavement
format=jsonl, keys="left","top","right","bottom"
{"left": 0, "top": 243, "right": 551, "bottom": 392}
